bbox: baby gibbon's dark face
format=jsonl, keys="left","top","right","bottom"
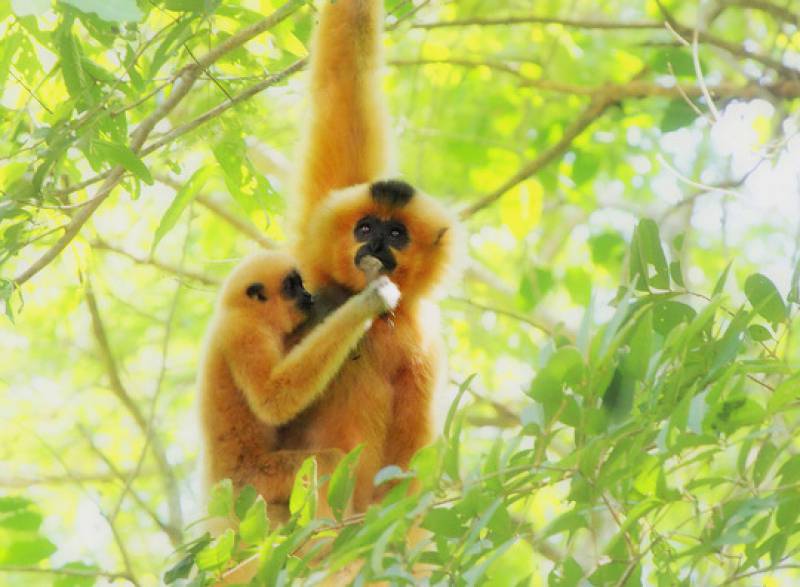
{"left": 245, "top": 269, "right": 314, "bottom": 314}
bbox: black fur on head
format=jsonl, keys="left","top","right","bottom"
{"left": 370, "top": 180, "right": 414, "bottom": 208}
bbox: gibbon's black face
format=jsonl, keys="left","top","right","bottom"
{"left": 246, "top": 270, "right": 314, "bottom": 314}
{"left": 352, "top": 180, "right": 414, "bottom": 274}
{"left": 353, "top": 215, "right": 409, "bottom": 273}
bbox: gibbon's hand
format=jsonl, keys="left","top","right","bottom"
{"left": 357, "top": 254, "right": 384, "bottom": 282}
{"left": 364, "top": 275, "right": 400, "bottom": 314}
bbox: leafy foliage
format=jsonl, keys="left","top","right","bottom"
{"left": 1, "top": 0, "right": 800, "bottom": 585}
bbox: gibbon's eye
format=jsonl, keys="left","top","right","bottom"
{"left": 246, "top": 282, "right": 268, "bottom": 302}
{"left": 354, "top": 216, "right": 378, "bottom": 242}
{"left": 386, "top": 221, "right": 410, "bottom": 249}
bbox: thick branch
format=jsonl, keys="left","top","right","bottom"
{"left": 14, "top": 0, "right": 306, "bottom": 287}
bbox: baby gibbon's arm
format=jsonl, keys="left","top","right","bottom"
{"left": 296, "top": 0, "right": 390, "bottom": 224}
{"left": 231, "top": 278, "right": 400, "bottom": 426}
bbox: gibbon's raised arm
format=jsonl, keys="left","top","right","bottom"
{"left": 230, "top": 277, "right": 399, "bottom": 426}
{"left": 295, "top": 0, "right": 390, "bottom": 229}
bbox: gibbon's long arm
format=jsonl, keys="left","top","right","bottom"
{"left": 295, "top": 0, "right": 390, "bottom": 228}
{"left": 230, "top": 285, "right": 389, "bottom": 426}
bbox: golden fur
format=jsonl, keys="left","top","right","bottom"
{"left": 282, "top": 0, "right": 463, "bottom": 511}
{"left": 198, "top": 250, "right": 399, "bottom": 516}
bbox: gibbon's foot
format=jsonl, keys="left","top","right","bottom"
{"left": 365, "top": 275, "right": 400, "bottom": 314}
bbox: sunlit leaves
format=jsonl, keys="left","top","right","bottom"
{"left": 326, "top": 444, "right": 363, "bottom": 521}
{"left": 0, "top": 496, "right": 56, "bottom": 566}
{"left": 744, "top": 273, "right": 788, "bottom": 325}
{"left": 152, "top": 167, "right": 211, "bottom": 252}
{"left": 195, "top": 528, "right": 234, "bottom": 572}
{"left": 91, "top": 140, "right": 153, "bottom": 184}
{"left": 630, "top": 218, "right": 669, "bottom": 291}
{"left": 61, "top": 0, "right": 143, "bottom": 23}
{"left": 207, "top": 478, "right": 233, "bottom": 518}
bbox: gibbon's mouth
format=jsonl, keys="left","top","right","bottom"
{"left": 354, "top": 247, "right": 396, "bottom": 274}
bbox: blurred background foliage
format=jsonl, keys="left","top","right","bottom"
{"left": 1, "top": 0, "right": 800, "bottom": 585}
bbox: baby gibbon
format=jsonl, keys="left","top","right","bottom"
{"left": 198, "top": 250, "right": 399, "bottom": 513}
{"left": 284, "top": 0, "right": 463, "bottom": 510}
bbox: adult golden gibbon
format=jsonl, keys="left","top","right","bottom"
{"left": 198, "top": 251, "right": 399, "bottom": 514}
{"left": 280, "top": 0, "right": 463, "bottom": 511}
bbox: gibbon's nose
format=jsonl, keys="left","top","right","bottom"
{"left": 368, "top": 236, "right": 385, "bottom": 253}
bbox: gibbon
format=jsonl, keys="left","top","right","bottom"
{"left": 198, "top": 250, "right": 399, "bottom": 516}
{"left": 283, "top": 0, "right": 463, "bottom": 511}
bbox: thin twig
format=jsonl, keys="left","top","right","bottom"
{"left": 77, "top": 424, "right": 183, "bottom": 546}
{"left": 413, "top": 15, "right": 663, "bottom": 30}
{"left": 83, "top": 274, "right": 183, "bottom": 535}
{"left": 0, "top": 566, "right": 132, "bottom": 582}
{"left": 92, "top": 238, "right": 219, "bottom": 285}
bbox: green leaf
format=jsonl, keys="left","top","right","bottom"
{"left": 53, "top": 562, "right": 99, "bottom": 587}
{"left": 152, "top": 167, "right": 211, "bottom": 253}
{"left": 652, "top": 300, "right": 696, "bottom": 336}
{"left": 195, "top": 528, "right": 234, "bottom": 572}
{"left": 660, "top": 99, "right": 697, "bottom": 132}
{"left": 744, "top": 273, "right": 787, "bottom": 325}
{"left": 572, "top": 151, "right": 600, "bottom": 185}
{"left": 234, "top": 485, "right": 258, "bottom": 520}
{"left": 747, "top": 324, "right": 772, "bottom": 342}
{"left": 630, "top": 219, "right": 670, "bottom": 291}
{"left": 0, "top": 536, "right": 57, "bottom": 565}
{"left": 712, "top": 261, "right": 733, "bottom": 296}
{"left": 326, "top": 444, "right": 363, "bottom": 521}
{"left": 752, "top": 442, "right": 778, "bottom": 486}
{"left": 289, "top": 457, "right": 318, "bottom": 525}
{"left": 649, "top": 48, "right": 695, "bottom": 77}
{"left": 91, "top": 140, "right": 153, "bottom": 184}
{"left": 61, "top": 0, "right": 143, "bottom": 23}
{"left": 589, "top": 232, "right": 626, "bottom": 269}
{"left": 56, "top": 21, "right": 87, "bottom": 103}
{"left": 207, "top": 478, "right": 233, "bottom": 518}
{"left": 422, "top": 507, "right": 463, "bottom": 539}
{"left": 239, "top": 496, "right": 268, "bottom": 544}
{"left": 373, "top": 465, "right": 414, "bottom": 487}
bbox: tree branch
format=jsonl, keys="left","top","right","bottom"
{"left": 413, "top": 15, "right": 662, "bottom": 30}
{"left": 13, "top": 0, "right": 306, "bottom": 287}
{"left": 721, "top": 0, "right": 799, "bottom": 27}
{"left": 156, "top": 175, "right": 277, "bottom": 249}
{"left": 77, "top": 424, "right": 183, "bottom": 546}
{"left": 460, "top": 95, "right": 613, "bottom": 218}
{"left": 83, "top": 275, "right": 183, "bottom": 539}
{"left": 391, "top": 58, "right": 800, "bottom": 99}
{"left": 0, "top": 566, "right": 132, "bottom": 582}
{"left": 92, "top": 238, "right": 219, "bottom": 286}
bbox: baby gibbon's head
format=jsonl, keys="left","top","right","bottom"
{"left": 220, "top": 251, "right": 314, "bottom": 334}
{"left": 302, "top": 180, "right": 463, "bottom": 300}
